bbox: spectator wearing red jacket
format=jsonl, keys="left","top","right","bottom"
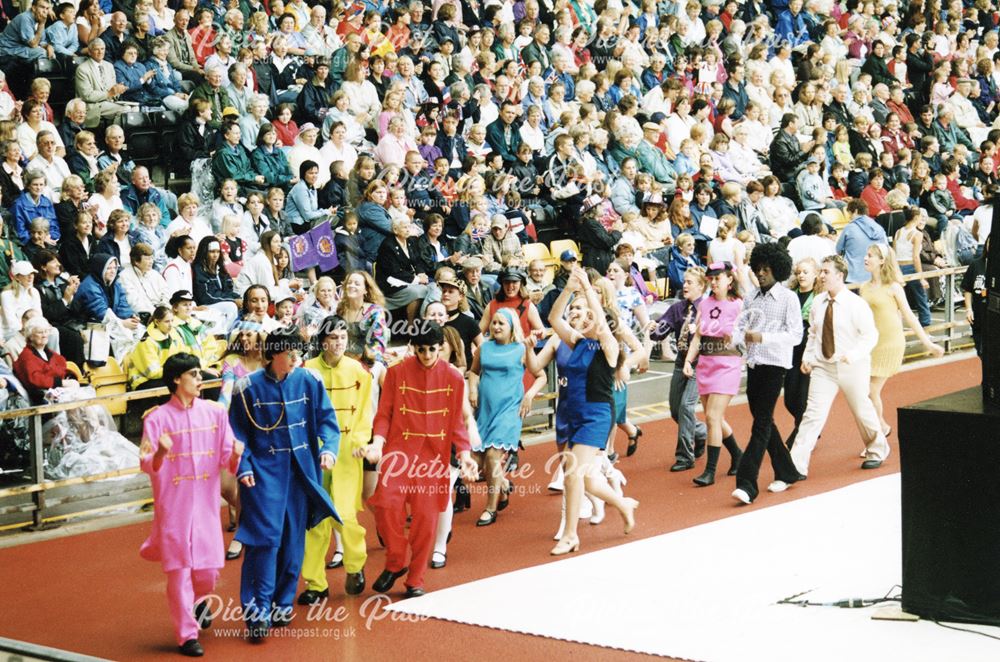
{"left": 13, "top": 317, "right": 68, "bottom": 404}
{"left": 860, "top": 168, "right": 891, "bottom": 217}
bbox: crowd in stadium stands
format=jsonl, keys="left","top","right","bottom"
{"left": 0, "top": 0, "right": 996, "bottom": 648}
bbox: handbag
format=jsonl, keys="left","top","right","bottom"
{"left": 83, "top": 323, "right": 111, "bottom": 366}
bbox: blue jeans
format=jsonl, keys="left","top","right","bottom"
{"left": 900, "top": 263, "right": 932, "bottom": 327}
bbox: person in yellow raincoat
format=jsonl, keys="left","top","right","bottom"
{"left": 298, "top": 315, "right": 373, "bottom": 601}
{"left": 127, "top": 305, "right": 187, "bottom": 390}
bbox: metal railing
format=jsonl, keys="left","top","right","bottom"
{"left": 0, "top": 380, "right": 221, "bottom": 532}
{"left": 845, "top": 264, "right": 973, "bottom": 357}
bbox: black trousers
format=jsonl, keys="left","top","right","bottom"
{"left": 783, "top": 338, "right": 810, "bottom": 446}
{"left": 735, "top": 364, "right": 801, "bottom": 501}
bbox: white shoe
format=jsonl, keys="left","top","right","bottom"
{"left": 731, "top": 488, "right": 752, "bottom": 505}
{"left": 579, "top": 496, "right": 593, "bottom": 519}
{"left": 589, "top": 497, "right": 606, "bottom": 524}
{"left": 607, "top": 467, "right": 627, "bottom": 497}
{"left": 554, "top": 497, "right": 566, "bottom": 540}
{"left": 767, "top": 480, "right": 790, "bottom": 493}
{"left": 554, "top": 515, "right": 565, "bottom": 541}
{"left": 548, "top": 467, "right": 565, "bottom": 492}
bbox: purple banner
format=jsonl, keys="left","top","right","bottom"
{"left": 310, "top": 220, "right": 339, "bottom": 272}
{"left": 289, "top": 232, "right": 319, "bottom": 271}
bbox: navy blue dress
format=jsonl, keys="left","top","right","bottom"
{"left": 555, "top": 339, "right": 615, "bottom": 448}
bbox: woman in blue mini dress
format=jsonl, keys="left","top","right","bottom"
{"left": 530, "top": 266, "right": 640, "bottom": 556}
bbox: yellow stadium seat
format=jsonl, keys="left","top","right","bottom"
{"left": 65, "top": 361, "right": 85, "bottom": 383}
{"left": 822, "top": 208, "right": 849, "bottom": 231}
{"left": 89, "top": 357, "right": 128, "bottom": 416}
{"left": 523, "top": 242, "right": 554, "bottom": 265}
{"left": 550, "top": 239, "right": 581, "bottom": 263}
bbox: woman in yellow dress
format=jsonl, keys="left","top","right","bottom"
{"left": 860, "top": 244, "right": 944, "bottom": 438}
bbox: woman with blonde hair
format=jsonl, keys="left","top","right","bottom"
{"left": 784, "top": 257, "right": 820, "bottom": 447}
{"left": 860, "top": 243, "right": 943, "bottom": 440}
{"left": 296, "top": 276, "right": 338, "bottom": 335}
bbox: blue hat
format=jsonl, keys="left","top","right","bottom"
{"left": 560, "top": 250, "right": 577, "bottom": 262}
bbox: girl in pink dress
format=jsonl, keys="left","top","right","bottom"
{"left": 682, "top": 262, "right": 744, "bottom": 487}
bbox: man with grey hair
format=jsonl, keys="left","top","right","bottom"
{"left": 721, "top": 19, "right": 746, "bottom": 60}
{"left": 871, "top": 83, "right": 891, "bottom": 124}
{"left": 189, "top": 66, "right": 232, "bottom": 129}
{"left": 99, "top": 11, "right": 130, "bottom": 61}
{"left": 74, "top": 38, "right": 130, "bottom": 128}
{"left": 393, "top": 56, "right": 428, "bottom": 107}
{"left": 949, "top": 79, "right": 990, "bottom": 146}
{"left": 122, "top": 166, "right": 171, "bottom": 221}
{"left": 59, "top": 99, "right": 87, "bottom": 152}
{"left": 548, "top": 51, "right": 576, "bottom": 101}
{"left": 165, "top": 9, "right": 203, "bottom": 81}
{"left": 27, "top": 131, "right": 70, "bottom": 197}
{"left": 825, "top": 83, "right": 853, "bottom": 128}
{"left": 302, "top": 4, "right": 339, "bottom": 57}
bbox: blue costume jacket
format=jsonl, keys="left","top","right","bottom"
{"left": 230, "top": 367, "right": 340, "bottom": 547}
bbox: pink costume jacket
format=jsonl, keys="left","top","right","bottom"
{"left": 140, "top": 396, "right": 238, "bottom": 572}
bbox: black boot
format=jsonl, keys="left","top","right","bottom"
{"left": 694, "top": 447, "right": 719, "bottom": 486}
{"left": 722, "top": 435, "right": 742, "bottom": 476}
{"left": 453, "top": 478, "right": 470, "bottom": 513}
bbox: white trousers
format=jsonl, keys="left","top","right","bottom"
{"left": 790, "top": 360, "right": 889, "bottom": 476}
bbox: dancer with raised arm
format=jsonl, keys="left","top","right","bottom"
{"left": 544, "top": 266, "right": 638, "bottom": 555}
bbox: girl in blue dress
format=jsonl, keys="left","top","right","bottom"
{"left": 529, "top": 266, "right": 640, "bottom": 556}
{"left": 469, "top": 307, "right": 546, "bottom": 527}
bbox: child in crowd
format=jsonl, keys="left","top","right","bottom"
{"left": 432, "top": 156, "right": 458, "bottom": 206}
{"left": 220, "top": 215, "right": 246, "bottom": 279}
{"left": 335, "top": 211, "right": 366, "bottom": 274}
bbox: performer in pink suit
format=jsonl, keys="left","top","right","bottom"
{"left": 140, "top": 352, "right": 240, "bottom": 658}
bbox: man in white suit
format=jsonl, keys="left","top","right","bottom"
{"left": 74, "top": 39, "right": 130, "bottom": 128}
{"left": 780, "top": 255, "right": 890, "bottom": 486}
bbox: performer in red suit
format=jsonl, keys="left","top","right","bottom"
{"left": 365, "top": 321, "right": 478, "bottom": 598}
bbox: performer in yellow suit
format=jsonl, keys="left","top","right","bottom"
{"left": 298, "top": 315, "right": 373, "bottom": 602}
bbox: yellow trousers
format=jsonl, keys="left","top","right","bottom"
{"left": 302, "top": 454, "right": 367, "bottom": 590}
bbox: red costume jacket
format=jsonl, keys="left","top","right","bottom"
{"left": 370, "top": 356, "right": 470, "bottom": 513}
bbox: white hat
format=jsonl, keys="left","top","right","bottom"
{"left": 11, "top": 261, "right": 36, "bottom": 277}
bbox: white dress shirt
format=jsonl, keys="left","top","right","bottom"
{"left": 802, "top": 288, "right": 878, "bottom": 367}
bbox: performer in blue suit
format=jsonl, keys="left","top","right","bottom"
{"left": 230, "top": 326, "right": 340, "bottom": 643}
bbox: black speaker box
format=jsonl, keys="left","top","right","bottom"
{"left": 898, "top": 387, "right": 1000, "bottom": 625}
{"left": 984, "top": 201, "right": 1000, "bottom": 405}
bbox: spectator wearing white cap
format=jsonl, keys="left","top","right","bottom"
{"left": 1, "top": 261, "right": 42, "bottom": 341}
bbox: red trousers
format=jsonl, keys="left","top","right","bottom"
{"left": 374, "top": 492, "right": 440, "bottom": 590}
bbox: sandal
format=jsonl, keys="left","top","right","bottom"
{"left": 626, "top": 426, "right": 643, "bottom": 457}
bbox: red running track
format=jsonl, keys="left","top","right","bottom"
{"left": 0, "top": 358, "right": 981, "bottom": 661}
